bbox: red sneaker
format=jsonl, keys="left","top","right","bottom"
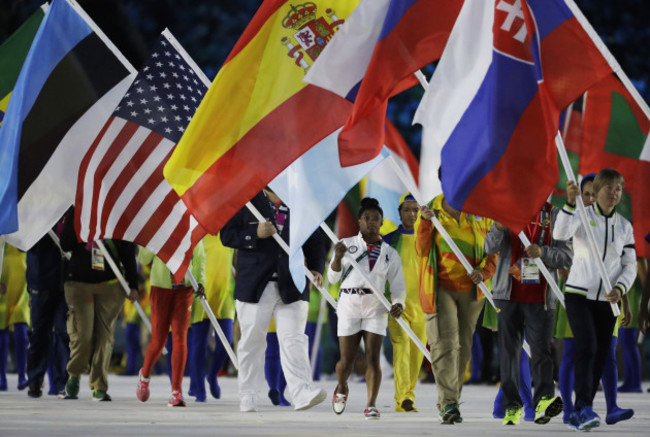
{"left": 168, "top": 391, "right": 186, "bottom": 407}
{"left": 136, "top": 369, "right": 150, "bottom": 402}
{"left": 364, "top": 406, "right": 380, "bottom": 420}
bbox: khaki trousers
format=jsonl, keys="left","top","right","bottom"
{"left": 65, "top": 281, "right": 124, "bottom": 392}
{"left": 425, "top": 286, "right": 484, "bottom": 411}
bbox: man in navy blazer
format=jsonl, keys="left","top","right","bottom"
{"left": 221, "top": 188, "right": 327, "bottom": 412}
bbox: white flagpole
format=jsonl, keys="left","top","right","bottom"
{"left": 555, "top": 133, "right": 620, "bottom": 316}
{"left": 517, "top": 232, "right": 565, "bottom": 308}
{"left": 244, "top": 202, "right": 338, "bottom": 309}
{"left": 317, "top": 222, "right": 432, "bottom": 362}
{"left": 563, "top": 0, "right": 650, "bottom": 121}
{"left": 185, "top": 271, "right": 238, "bottom": 370}
{"left": 0, "top": 242, "right": 5, "bottom": 280}
{"left": 66, "top": 0, "right": 137, "bottom": 75}
{"left": 244, "top": 200, "right": 430, "bottom": 361}
{"left": 94, "top": 241, "right": 161, "bottom": 333}
{"left": 385, "top": 156, "right": 498, "bottom": 309}
{"left": 385, "top": 155, "right": 532, "bottom": 357}
{"left": 48, "top": 230, "right": 70, "bottom": 260}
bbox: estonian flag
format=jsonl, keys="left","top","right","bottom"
{"left": 0, "top": 0, "right": 134, "bottom": 246}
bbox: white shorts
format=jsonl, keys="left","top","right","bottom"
{"left": 337, "top": 315, "right": 387, "bottom": 337}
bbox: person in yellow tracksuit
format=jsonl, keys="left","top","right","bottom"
{"left": 0, "top": 243, "right": 30, "bottom": 391}
{"left": 188, "top": 234, "right": 235, "bottom": 402}
{"left": 383, "top": 194, "right": 426, "bottom": 412}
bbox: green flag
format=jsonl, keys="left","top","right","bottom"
{"left": 0, "top": 5, "right": 46, "bottom": 128}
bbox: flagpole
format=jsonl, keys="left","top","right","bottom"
{"left": 385, "top": 156, "right": 498, "bottom": 310}
{"left": 66, "top": 0, "right": 137, "bottom": 75}
{"left": 563, "top": 0, "right": 650, "bottom": 122}
{"left": 384, "top": 155, "right": 532, "bottom": 358}
{"left": 555, "top": 133, "right": 620, "bottom": 316}
{"left": 95, "top": 240, "right": 159, "bottom": 335}
{"left": 0, "top": 242, "right": 5, "bottom": 280}
{"left": 517, "top": 232, "right": 565, "bottom": 308}
{"left": 310, "top": 291, "right": 327, "bottom": 373}
{"left": 244, "top": 202, "right": 338, "bottom": 309}
{"left": 185, "top": 271, "right": 238, "bottom": 370}
{"left": 48, "top": 230, "right": 70, "bottom": 260}
{"left": 317, "top": 222, "right": 432, "bottom": 363}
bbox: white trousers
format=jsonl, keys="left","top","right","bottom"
{"left": 236, "top": 281, "right": 318, "bottom": 408}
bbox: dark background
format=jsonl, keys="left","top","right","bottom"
{"left": 2, "top": 0, "right": 649, "bottom": 159}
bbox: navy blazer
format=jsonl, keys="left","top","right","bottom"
{"left": 220, "top": 192, "right": 327, "bottom": 304}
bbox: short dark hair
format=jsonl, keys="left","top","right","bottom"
{"left": 358, "top": 197, "right": 383, "bottom": 218}
{"left": 580, "top": 173, "right": 596, "bottom": 192}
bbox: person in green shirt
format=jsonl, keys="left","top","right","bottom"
{"left": 135, "top": 243, "right": 205, "bottom": 407}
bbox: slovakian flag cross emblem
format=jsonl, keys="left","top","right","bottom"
{"left": 414, "top": 0, "right": 612, "bottom": 233}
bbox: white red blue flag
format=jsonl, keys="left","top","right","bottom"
{"left": 415, "top": 0, "right": 612, "bottom": 232}
{"left": 306, "top": 0, "right": 462, "bottom": 167}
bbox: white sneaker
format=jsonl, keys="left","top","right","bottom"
{"left": 240, "top": 394, "right": 257, "bottom": 412}
{"left": 295, "top": 387, "right": 327, "bottom": 411}
{"left": 332, "top": 393, "right": 347, "bottom": 414}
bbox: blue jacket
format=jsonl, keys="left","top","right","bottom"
{"left": 26, "top": 231, "right": 65, "bottom": 293}
{"left": 220, "top": 192, "right": 327, "bottom": 304}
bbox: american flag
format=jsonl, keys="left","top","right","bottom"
{"left": 75, "top": 34, "right": 209, "bottom": 279}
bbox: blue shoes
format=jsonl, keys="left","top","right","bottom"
{"left": 568, "top": 406, "right": 600, "bottom": 431}
{"left": 208, "top": 377, "right": 221, "bottom": 399}
{"left": 605, "top": 407, "right": 634, "bottom": 425}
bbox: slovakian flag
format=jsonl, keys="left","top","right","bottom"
{"left": 414, "top": 0, "right": 612, "bottom": 232}
{"left": 0, "top": 0, "right": 134, "bottom": 245}
{"left": 305, "top": 0, "right": 463, "bottom": 167}
{"left": 75, "top": 31, "right": 209, "bottom": 280}
{"left": 163, "top": 1, "right": 359, "bottom": 235}
{"left": 579, "top": 74, "right": 650, "bottom": 257}
{"left": 0, "top": 4, "right": 46, "bottom": 130}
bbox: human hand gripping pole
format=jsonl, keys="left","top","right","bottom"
{"left": 385, "top": 156, "right": 534, "bottom": 357}
{"left": 555, "top": 133, "right": 620, "bottom": 317}
{"left": 244, "top": 202, "right": 338, "bottom": 310}
{"left": 94, "top": 241, "right": 161, "bottom": 338}
{"left": 185, "top": 270, "right": 238, "bottom": 370}
{"left": 385, "top": 157, "right": 498, "bottom": 310}
{"left": 319, "top": 223, "right": 431, "bottom": 363}
{"left": 517, "top": 232, "right": 566, "bottom": 308}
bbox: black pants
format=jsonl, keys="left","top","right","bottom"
{"left": 27, "top": 287, "right": 69, "bottom": 390}
{"left": 495, "top": 299, "right": 555, "bottom": 409}
{"left": 565, "top": 293, "right": 617, "bottom": 409}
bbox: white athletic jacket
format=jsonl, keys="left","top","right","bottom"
{"left": 553, "top": 202, "right": 637, "bottom": 301}
{"left": 327, "top": 233, "right": 406, "bottom": 319}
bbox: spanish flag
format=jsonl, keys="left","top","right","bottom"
{"left": 164, "top": 0, "right": 359, "bottom": 234}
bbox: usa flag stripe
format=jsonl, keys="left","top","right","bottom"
{"left": 75, "top": 34, "right": 209, "bottom": 279}
{"left": 111, "top": 147, "right": 174, "bottom": 240}
{"left": 102, "top": 132, "right": 174, "bottom": 238}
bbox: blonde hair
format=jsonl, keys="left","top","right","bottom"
{"left": 593, "top": 168, "right": 624, "bottom": 193}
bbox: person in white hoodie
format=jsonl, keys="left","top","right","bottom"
{"left": 553, "top": 168, "right": 637, "bottom": 432}
{"left": 328, "top": 198, "right": 405, "bottom": 420}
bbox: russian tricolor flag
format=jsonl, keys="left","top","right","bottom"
{"left": 415, "top": 0, "right": 612, "bottom": 232}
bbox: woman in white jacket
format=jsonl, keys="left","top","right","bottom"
{"left": 328, "top": 198, "right": 405, "bottom": 420}
{"left": 553, "top": 168, "right": 637, "bottom": 431}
